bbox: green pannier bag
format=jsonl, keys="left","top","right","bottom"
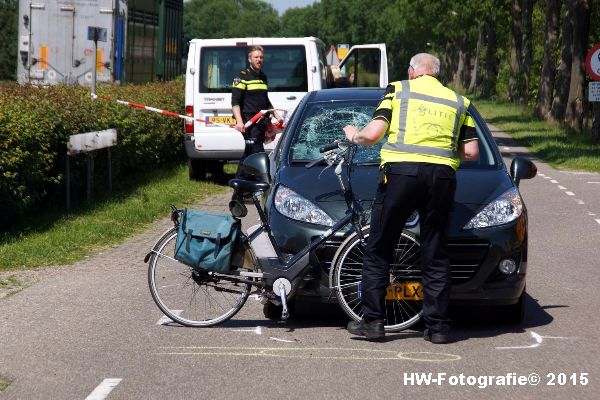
{"left": 174, "top": 209, "right": 240, "bottom": 273}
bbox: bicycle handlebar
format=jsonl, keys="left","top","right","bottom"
{"left": 319, "top": 139, "right": 345, "bottom": 153}
{"left": 304, "top": 139, "right": 355, "bottom": 169}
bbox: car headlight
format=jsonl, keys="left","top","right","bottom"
{"left": 463, "top": 187, "right": 523, "bottom": 229}
{"left": 274, "top": 185, "right": 334, "bottom": 226}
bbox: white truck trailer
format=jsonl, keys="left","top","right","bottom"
{"left": 17, "top": 0, "right": 183, "bottom": 86}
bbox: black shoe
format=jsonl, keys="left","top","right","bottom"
{"left": 423, "top": 328, "right": 451, "bottom": 344}
{"left": 347, "top": 319, "right": 385, "bottom": 341}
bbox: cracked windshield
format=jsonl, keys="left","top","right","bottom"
{"left": 290, "top": 101, "right": 383, "bottom": 163}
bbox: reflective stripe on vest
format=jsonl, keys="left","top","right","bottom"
{"left": 382, "top": 80, "right": 465, "bottom": 158}
{"left": 241, "top": 79, "right": 268, "bottom": 91}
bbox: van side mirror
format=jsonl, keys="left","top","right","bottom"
{"left": 510, "top": 157, "right": 537, "bottom": 187}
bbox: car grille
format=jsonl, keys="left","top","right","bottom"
{"left": 446, "top": 239, "right": 490, "bottom": 283}
{"left": 315, "top": 237, "right": 489, "bottom": 284}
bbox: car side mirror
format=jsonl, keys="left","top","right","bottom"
{"left": 510, "top": 157, "right": 537, "bottom": 187}
{"left": 237, "top": 152, "right": 270, "bottom": 183}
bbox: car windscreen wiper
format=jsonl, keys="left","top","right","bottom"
{"left": 305, "top": 157, "right": 328, "bottom": 168}
{"left": 352, "top": 161, "right": 379, "bottom": 166}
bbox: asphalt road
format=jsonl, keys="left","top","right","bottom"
{"left": 1, "top": 127, "right": 599, "bottom": 400}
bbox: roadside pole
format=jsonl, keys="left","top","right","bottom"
{"left": 88, "top": 26, "right": 107, "bottom": 94}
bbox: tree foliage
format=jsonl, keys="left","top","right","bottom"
{"left": 179, "top": 0, "right": 599, "bottom": 134}
{"left": 1, "top": 0, "right": 598, "bottom": 135}
{"left": 0, "top": 0, "right": 18, "bottom": 80}
{"left": 183, "top": 0, "right": 280, "bottom": 42}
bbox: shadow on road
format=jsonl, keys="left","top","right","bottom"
{"left": 445, "top": 293, "right": 558, "bottom": 342}
{"left": 207, "top": 292, "right": 560, "bottom": 344}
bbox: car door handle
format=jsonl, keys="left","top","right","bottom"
{"left": 286, "top": 96, "right": 297, "bottom": 100}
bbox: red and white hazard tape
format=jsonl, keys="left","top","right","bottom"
{"left": 91, "top": 93, "right": 285, "bottom": 130}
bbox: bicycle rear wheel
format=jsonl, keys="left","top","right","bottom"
{"left": 331, "top": 227, "right": 423, "bottom": 331}
{"left": 148, "top": 227, "right": 251, "bottom": 327}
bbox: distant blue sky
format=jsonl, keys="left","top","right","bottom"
{"left": 266, "top": 0, "right": 320, "bottom": 14}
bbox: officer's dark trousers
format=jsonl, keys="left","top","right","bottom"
{"left": 361, "top": 162, "right": 456, "bottom": 333}
{"left": 239, "top": 123, "right": 265, "bottom": 165}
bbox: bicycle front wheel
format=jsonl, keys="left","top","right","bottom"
{"left": 148, "top": 227, "right": 251, "bottom": 327}
{"left": 331, "top": 227, "right": 423, "bottom": 332}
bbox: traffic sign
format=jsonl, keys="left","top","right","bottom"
{"left": 337, "top": 44, "right": 349, "bottom": 61}
{"left": 590, "top": 82, "right": 600, "bottom": 102}
{"left": 586, "top": 43, "right": 600, "bottom": 81}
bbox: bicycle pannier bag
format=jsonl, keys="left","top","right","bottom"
{"left": 174, "top": 209, "right": 240, "bottom": 273}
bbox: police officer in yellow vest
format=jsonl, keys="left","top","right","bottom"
{"left": 343, "top": 53, "right": 479, "bottom": 343}
{"left": 232, "top": 45, "right": 282, "bottom": 168}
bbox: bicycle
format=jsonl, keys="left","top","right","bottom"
{"left": 146, "top": 139, "right": 424, "bottom": 331}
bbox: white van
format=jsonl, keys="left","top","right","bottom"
{"left": 184, "top": 37, "right": 387, "bottom": 179}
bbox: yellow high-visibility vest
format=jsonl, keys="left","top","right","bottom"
{"left": 380, "top": 76, "right": 475, "bottom": 170}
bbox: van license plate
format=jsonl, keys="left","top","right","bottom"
{"left": 208, "top": 116, "right": 236, "bottom": 124}
{"left": 385, "top": 282, "right": 423, "bottom": 300}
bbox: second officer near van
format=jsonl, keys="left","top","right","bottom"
{"left": 232, "top": 45, "right": 282, "bottom": 169}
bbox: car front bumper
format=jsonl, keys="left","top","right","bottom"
{"left": 267, "top": 205, "right": 528, "bottom": 306}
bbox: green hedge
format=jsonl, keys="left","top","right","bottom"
{"left": 0, "top": 81, "right": 184, "bottom": 228}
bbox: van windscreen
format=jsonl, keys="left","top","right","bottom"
{"left": 199, "top": 45, "right": 308, "bottom": 93}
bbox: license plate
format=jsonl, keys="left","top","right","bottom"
{"left": 207, "top": 115, "right": 236, "bottom": 124}
{"left": 385, "top": 282, "right": 423, "bottom": 301}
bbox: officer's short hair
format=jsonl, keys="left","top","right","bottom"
{"left": 410, "top": 53, "right": 440, "bottom": 77}
{"left": 248, "top": 45, "right": 264, "bottom": 56}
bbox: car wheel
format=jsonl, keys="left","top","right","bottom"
{"left": 263, "top": 301, "right": 295, "bottom": 320}
{"left": 331, "top": 226, "right": 423, "bottom": 332}
{"left": 208, "top": 161, "right": 226, "bottom": 180}
{"left": 496, "top": 288, "right": 525, "bottom": 325}
{"left": 188, "top": 159, "right": 207, "bottom": 181}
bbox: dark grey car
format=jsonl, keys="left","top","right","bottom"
{"left": 263, "top": 88, "right": 536, "bottom": 324}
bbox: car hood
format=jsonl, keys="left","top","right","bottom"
{"left": 276, "top": 165, "right": 515, "bottom": 231}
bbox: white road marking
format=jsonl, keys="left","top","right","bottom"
{"left": 269, "top": 337, "right": 298, "bottom": 343}
{"left": 588, "top": 212, "right": 596, "bottom": 216}
{"left": 565, "top": 192, "right": 575, "bottom": 196}
{"left": 85, "top": 378, "right": 122, "bottom": 400}
{"left": 577, "top": 200, "right": 585, "bottom": 205}
{"left": 503, "top": 146, "right": 510, "bottom": 150}
{"left": 544, "top": 176, "right": 552, "bottom": 179}
{"left": 157, "top": 310, "right": 183, "bottom": 325}
{"left": 233, "top": 326, "right": 263, "bottom": 335}
{"left": 538, "top": 173, "right": 546, "bottom": 177}
{"left": 587, "top": 181, "right": 600, "bottom": 184}
{"left": 550, "top": 180, "right": 558, "bottom": 183}
{"left": 496, "top": 331, "right": 570, "bottom": 350}
{"left": 596, "top": 219, "right": 600, "bottom": 226}
{"left": 558, "top": 185, "right": 566, "bottom": 190}
{"left": 156, "top": 346, "right": 462, "bottom": 362}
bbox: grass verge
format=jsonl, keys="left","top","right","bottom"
{"left": 0, "top": 378, "right": 10, "bottom": 391}
{"left": 0, "top": 163, "right": 234, "bottom": 271}
{"left": 0, "top": 275, "right": 24, "bottom": 298}
{"left": 475, "top": 100, "right": 600, "bottom": 172}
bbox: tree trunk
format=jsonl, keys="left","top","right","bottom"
{"left": 550, "top": 1, "right": 573, "bottom": 122}
{"left": 441, "top": 42, "right": 456, "bottom": 84}
{"left": 481, "top": 15, "right": 498, "bottom": 98}
{"left": 508, "top": 0, "right": 523, "bottom": 101}
{"left": 534, "top": 0, "right": 561, "bottom": 119}
{"left": 564, "top": 0, "right": 590, "bottom": 131}
{"left": 521, "top": 0, "right": 535, "bottom": 104}
{"left": 593, "top": 103, "right": 600, "bottom": 143}
{"left": 468, "top": 22, "right": 484, "bottom": 93}
{"left": 453, "top": 34, "right": 469, "bottom": 91}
